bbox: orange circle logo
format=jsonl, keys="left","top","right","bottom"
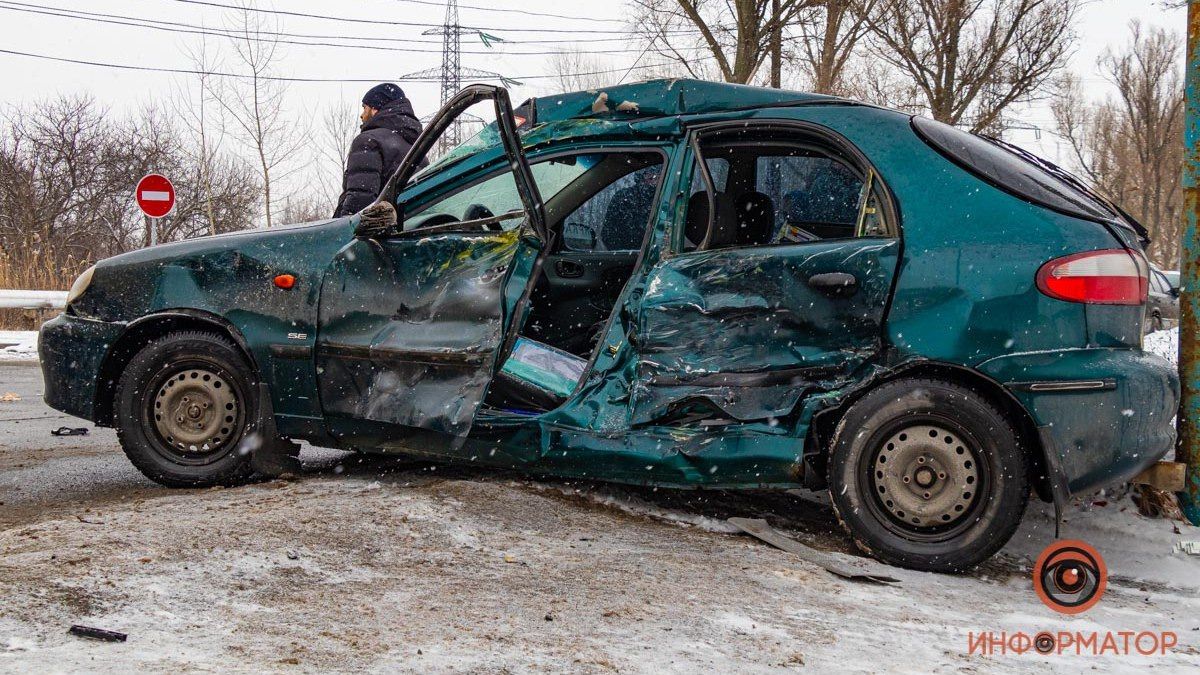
{"left": 1033, "top": 540, "right": 1107, "bottom": 615}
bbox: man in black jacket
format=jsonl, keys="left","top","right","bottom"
{"left": 333, "top": 83, "right": 424, "bottom": 217}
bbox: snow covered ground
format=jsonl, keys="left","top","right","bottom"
{"left": 1145, "top": 327, "right": 1179, "bottom": 366}
{"left": 0, "top": 332, "right": 1193, "bottom": 672}
{"left": 0, "top": 330, "right": 37, "bottom": 361}
{"left": 0, "top": 465, "right": 1197, "bottom": 673}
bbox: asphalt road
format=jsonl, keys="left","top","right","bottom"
{"left": 0, "top": 361, "right": 155, "bottom": 527}
{"left": 0, "top": 361, "right": 355, "bottom": 529}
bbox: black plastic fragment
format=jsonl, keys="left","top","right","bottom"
{"left": 68, "top": 625, "right": 127, "bottom": 642}
{"left": 51, "top": 427, "right": 89, "bottom": 436}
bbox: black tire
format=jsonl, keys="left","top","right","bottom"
{"left": 115, "top": 331, "right": 258, "bottom": 488}
{"left": 828, "top": 378, "right": 1029, "bottom": 572}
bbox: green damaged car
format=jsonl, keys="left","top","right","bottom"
{"left": 40, "top": 81, "right": 1178, "bottom": 571}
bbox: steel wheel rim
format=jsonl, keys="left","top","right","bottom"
{"left": 862, "top": 417, "right": 991, "bottom": 542}
{"left": 146, "top": 363, "right": 245, "bottom": 465}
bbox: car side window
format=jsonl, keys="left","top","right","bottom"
{"left": 1152, "top": 272, "right": 1168, "bottom": 294}
{"left": 681, "top": 129, "right": 892, "bottom": 252}
{"left": 405, "top": 169, "right": 526, "bottom": 230}
{"left": 560, "top": 160, "right": 664, "bottom": 252}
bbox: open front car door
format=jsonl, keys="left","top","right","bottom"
{"left": 315, "top": 85, "right": 548, "bottom": 439}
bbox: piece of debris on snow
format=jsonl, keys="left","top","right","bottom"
{"left": 68, "top": 625, "right": 127, "bottom": 643}
{"left": 51, "top": 427, "right": 89, "bottom": 436}
{"left": 728, "top": 517, "right": 900, "bottom": 585}
{"left": 0, "top": 392, "right": 20, "bottom": 402}
{"left": 1175, "top": 541, "right": 1200, "bottom": 556}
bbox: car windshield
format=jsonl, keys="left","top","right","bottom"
{"left": 413, "top": 122, "right": 504, "bottom": 182}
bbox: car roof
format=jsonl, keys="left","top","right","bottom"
{"left": 522, "top": 78, "right": 845, "bottom": 126}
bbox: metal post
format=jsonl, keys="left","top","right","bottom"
{"left": 144, "top": 214, "right": 157, "bottom": 247}
{"left": 1177, "top": 0, "right": 1200, "bottom": 524}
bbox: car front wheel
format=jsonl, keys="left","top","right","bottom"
{"left": 828, "top": 378, "right": 1029, "bottom": 572}
{"left": 115, "top": 331, "right": 257, "bottom": 488}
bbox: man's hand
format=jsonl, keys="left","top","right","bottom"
{"left": 355, "top": 201, "right": 398, "bottom": 239}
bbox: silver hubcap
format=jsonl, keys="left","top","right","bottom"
{"left": 153, "top": 368, "right": 239, "bottom": 453}
{"left": 873, "top": 424, "right": 979, "bottom": 528}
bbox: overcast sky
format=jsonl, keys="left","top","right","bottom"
{"left": 0, "top": 0, "right": 1187, "bottom": 164}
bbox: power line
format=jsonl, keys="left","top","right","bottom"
{"left": 0, "top": 1, "right": 647, "bottom": 46}
{"left": 386, "top": 0, "right": 624, "bottom": 23}
{"left": 0, "top": 46, "right": 697, "bottom": 83}
{"left": 0, "top": 2, "right": 706, "bottom": 56}
{"left": 164, "top": 0, "right": 698, "bottom": 35}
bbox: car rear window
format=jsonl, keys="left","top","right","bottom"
{"left": 912, "top": 116, "right": 1114, "bottom": 222}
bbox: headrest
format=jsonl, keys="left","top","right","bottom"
{"left": 734, "top": 191, "right": 776, "bottom": 246}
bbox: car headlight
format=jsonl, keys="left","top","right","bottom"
{"left": 66, "top": 265, "right": 96, "bottom": 306}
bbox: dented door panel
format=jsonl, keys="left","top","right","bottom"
{"left": 317, "top": 227, "right": 538, "bottom": 436}
{"left": 632, "top": 238, "right": 900, "bottom": 424}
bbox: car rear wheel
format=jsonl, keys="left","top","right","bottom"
{"left": 828, "top": 378, "right": 1029, "bottom": 572}
{"left": 115, "top": 331, "right": 257, "bottom": 488}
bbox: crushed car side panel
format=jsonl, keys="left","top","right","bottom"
{"left": 631, "top": 239, "right": 900, "bottom": 424}
{"left": 315, "top": 227, "right": 538, "bottom": 436}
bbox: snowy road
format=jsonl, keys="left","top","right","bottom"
{"left": 2, "top": 360, "right": 1199, "bottom": 673}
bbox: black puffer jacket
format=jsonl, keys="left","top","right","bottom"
{"left": 333, "top": 98, "right": 424, "bottom": 217}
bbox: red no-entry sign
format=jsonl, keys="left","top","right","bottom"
{"left": 135, "top": 173, "right": 175, "bottom": 219}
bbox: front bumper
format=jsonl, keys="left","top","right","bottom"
{"left": 39, "top": 313, "right": 125, "bottom": 423}
{"left": 979, "top": 348, "right": 1179, "bottom": 497}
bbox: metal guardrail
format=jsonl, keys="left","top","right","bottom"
{"left": 0, "top": 290, "right": 68, "bottom": 310}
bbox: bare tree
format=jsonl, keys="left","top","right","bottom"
{"left": 307, "top": 100, "right": 357, "bottom": 207}
{"left": 1052, "top": 22, "right": 1184, "bottom": 267}
{"left": 632, "top": 0, "right": 814, "bottom": 84}
{"left": 0, "top": 95, "right": 259, "bottom": 294}
{"left": 794, "top": 0, "right": 875, "bottom": 94}
{"left": 860, "top": 0, "right": 1078, "bottom": 133}
{"left": 174, "top": 35, "right": 227, "bottom": 235}
{"left": 215, "top": 5, "right": 308, "bottom": 228}
{"left": 545, "top": 49, "right": 619, "bottom": 93}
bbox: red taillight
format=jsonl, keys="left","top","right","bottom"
{"left": 1035, "top": 249, "right": 1148, "bottom": 305}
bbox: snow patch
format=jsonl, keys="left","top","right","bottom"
{"left": 0, "top": 331, "right": 37, "bottom": 361}
{"left": 1145, "top": 327, "right": 1178, "bottom": 366}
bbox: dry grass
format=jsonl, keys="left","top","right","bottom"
{"left": 0, "top": 241, "right": 91, "bottom": 330}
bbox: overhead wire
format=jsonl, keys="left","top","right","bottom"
{"left": 0, "top": 46, "right": 705, "bottom": 83}
{"left": 164, "top": 0, "right": 700, "bottom": 35}
{"left": 0, "top": 1, "right": 713, "bottom": 56}
{"left": 382, "top": 0, "right": 625, "bottom": 23}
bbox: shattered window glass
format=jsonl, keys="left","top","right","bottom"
{"left": 560, "top": 156, "right": 664, "bottom": 252}
{"left": 681, "top": 131, "right": 888, "bottom": 251}
{"left": 757, "top": 154, "right": 862, "bottom": 241}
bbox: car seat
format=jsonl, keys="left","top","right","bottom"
{"left": 734, "top": 191, "right": 776, "bottom": 246}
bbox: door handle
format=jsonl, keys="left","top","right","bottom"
{"left": 555, "top": 259, "right": 584, "bottom": 278}
{"left": 807, "top": 272, "right": 859, "bottom": 298}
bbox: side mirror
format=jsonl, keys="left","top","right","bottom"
{"left": 354, "top": 201, "right": 400, "bottom": 239}
{"left": 1171, "top": 287, "right": 1181, "bottom": 298}
{"left": 563, "top": 222, "right": 597, "bottom": 251}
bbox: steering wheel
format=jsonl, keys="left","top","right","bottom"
{"left": 463, "top": 204, "right": 501, "bottom": 231}
{"left": 413, "top": 213, "right": 461, "bottom": 229}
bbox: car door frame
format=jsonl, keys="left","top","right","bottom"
{"left": 627, "top": 117, "right": 905, "bottom": 425}
{"left": 314, "top": 84, "right": 549, "bottom": 443}
{"left": 377, "top": 84, "right": 548, "bottom": 245}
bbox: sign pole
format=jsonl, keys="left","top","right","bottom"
{"left": 1177, "top": 0, "right": 1200, "bottom": 524}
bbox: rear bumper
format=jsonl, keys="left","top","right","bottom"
{"left": 978, "top": 348, "right": 1179, "bottom": 497}
{"left": 39, "top": 313, "right": 125, "bottom": 423}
